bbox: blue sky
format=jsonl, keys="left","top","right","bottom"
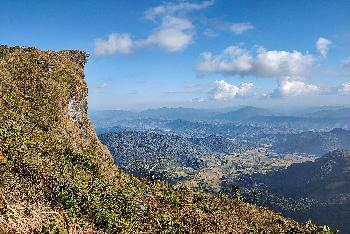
{"left": 1, "top": 0, "right": 349, "bottom": 110}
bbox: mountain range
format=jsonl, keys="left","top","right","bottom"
{"left": 0, "top": 46, "right": 325, "bottom": 233}
{"left": 90, "top": 106, "right": 350, "bottom": 132}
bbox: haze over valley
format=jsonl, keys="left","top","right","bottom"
{"left": 91, "top": 105, "right": 350, "bottom": 232}
{"left": 1, "top": 0, "right": 349, "bottom": 233}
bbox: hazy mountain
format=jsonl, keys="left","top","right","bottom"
{"left": 90, "top": 106, "right": 350, "bottom": 134}
{"left": 139, "top": 107, "right": 216, "bottom": 121}
{"left": 94, "top": 125, "right": 126, "bottom": 135}
{"left": 213, "top": 106, "right": 273, "bottom": 121}
{"left": 89, "top": 107, "right": 218, "bottom": 128}
{"left": 302, "top": 108, "right": 350, "bottom": 119}
{"left": 89, "top": 109, "right": 136, "bottom": 127}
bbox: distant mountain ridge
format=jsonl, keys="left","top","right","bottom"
{"left": 90, "top": 106, "right": 350, "bottom": 133}
{"left": 213, "top": 106, "right": 273, "bottom": 121}
{"left": 0, "top": 46, "right": 322, "bottom": 233}
{"left": 302, "top": 108, "right": 350, "bottom": 119}
{"left": 89, "top": 107, "right": 217, "bottom": 127}
{"left": 139, "top": 107, "right": 216, "bottom": 121}
{"left": 89, "top": 106, "right": 272, "bottom": 124}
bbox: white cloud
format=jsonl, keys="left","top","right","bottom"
{"left": 94, "top": 1, "right": 214, "bottom": 56}
{"left": 139, "top": 16, "right": 194, "bottom": 52}
{"left": 94, "top": 33, "right": 133, "bottom": 56}
{"left": 275, "top": 79, "right": 320, "bottom": 97}
{"left": 316, "top": 37, "right": 332, "bottom": 57}
{"left": 196, "top": 48, "right": 253, "bottom": 76}
{"left": 339, "top": 82, "right": 350, "bottom": 94}
{"left": 196, "top": 45, "right": 314, "bottom": 78}
{"left": 254, "top": 49, "right": 314, "bottom": 77}
{"left": 145, "top": 0, "right": 215, "bottom": 20}
{"left": 229, "top": 22, "right": 254, "bottom": 35}
{"left": 210, "top": 80, "right": 253, "bottom": 100}
{"left": 342, "top": 57, "right": 350, "bottom": 70}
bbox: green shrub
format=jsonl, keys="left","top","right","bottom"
{"left": 44, "top": 148, "right": 134, "bottom": 231}
{"left": 41, "top": 223, "right": 68, "bottom": 234}
{"left": 167, "top": 192, "right": 179, "bottom": 209}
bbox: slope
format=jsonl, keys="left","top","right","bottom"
{"left": 234, "top": 150, "right": 350, "bottom": 232}
{"left": 0, "top": 46, "right": 330, "bottom": 233}
{"left": 273, "top": 128, "right": 350, "bottom": 156}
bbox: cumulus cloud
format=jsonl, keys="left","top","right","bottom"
{"left": 316, "top": 37, "right": 332, "bottom": 57}
{"left": 339, "top": 82, "right": 350, "bottom": 94}
{"left": 139, "top": 16, "right": 194, "bottom": 52}
{"left": 229, "top": 22, "right": 254, "bottom": 35}
{"left": 94, "top": 33, "right": 134, "bottom": 56}
{"left": 210, "top": 80, "right": 253, "bottom": 100}
{"left": 141, "top": 1, "right": 214, "bottom": 52}
{"left": 145, "top": 0, "right": 215, "bottom": 20}
{"left": 274, "top": 79, "right": 320, "bottom": 97}
{"left": 196, "top": 45, "right": 314, "bottom": 78}
{"left": 94, "top": 1, "right": 214, "bottom": 56}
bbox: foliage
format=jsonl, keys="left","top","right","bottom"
{"left": 0, "top": 46, "right": 336, "bottom": 233}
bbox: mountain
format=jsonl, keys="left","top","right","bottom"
{"left": 89, "top": 110, "right": 136, "bottom": 128}
{"left": 231, "top": 150, "right": 350, "bottom": 233}
{"left": 99, "top": 131, "right": 255, "bottom": 183}
{"left": 139, "top": 107, "right": 216, "bottom": 121}
{"left": 163, "top": 119, "right": 269, "bottom": 138}
{"left": 273, "top": 128, "right": 350, "bottom": 156}
{"left": 213, "top": 106, "right": 273, "bottom": 121}
{"left": 302, "top": 108, "right": 350, "bottom": 119}
{"left": 99, "top": 131, "right": 207, "bottom": 180}
{"left": 0, "top": 46, "right": 323, "bottom": 233}
{"left": 89, "top": 107, "right": 217, "bottom": 128}
{"left": 94, "top": 125, "right": 126, "bottom": 135}
{"left": 90, "top": 106, "right": 274, "bottom": 129}
{"left": 90, "top": 106, "right": 350, "bottom": 134}
{"left": 188, "top": 135, "right": 252, "bottom": 153}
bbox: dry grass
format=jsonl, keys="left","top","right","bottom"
{"left": 0, "top": 46, "right": 334, "bottom": 234}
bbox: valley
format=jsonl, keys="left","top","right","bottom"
{"left": 2, "top": 1, "right": 349, "bottom": 232}
{"left": 92, "top": 106, "right": 350, "bottom": 232}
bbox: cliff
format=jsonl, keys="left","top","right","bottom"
{"left": 0, "top": 46, "right": 330, "bottom": 233}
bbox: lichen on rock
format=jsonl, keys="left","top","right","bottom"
{"left": 68, "top": 88, "right": 88, "bottom": 135}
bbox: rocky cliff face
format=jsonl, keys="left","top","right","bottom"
{"left": 0, "top": 46, "right": 330, "bottom": 233}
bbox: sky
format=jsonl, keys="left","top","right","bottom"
{"left": 0, "top": 0, "right": 349, "bottom": 110}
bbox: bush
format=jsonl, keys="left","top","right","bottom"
{"left": 45, "top": 148, "right": 134, "bottom": 231}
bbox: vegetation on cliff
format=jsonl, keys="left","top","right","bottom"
{"left": 0, "top": 46, "right": 334, "bottom": 233}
